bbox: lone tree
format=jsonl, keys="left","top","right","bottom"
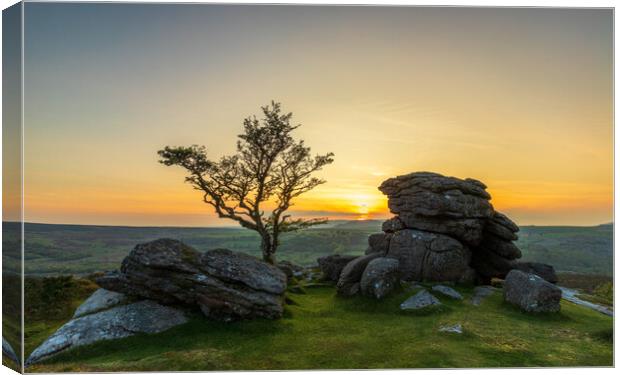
{"left": 158, "top": 102, "right": 334, "bottom": 264}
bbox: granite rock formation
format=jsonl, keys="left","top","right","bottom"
{"left": 377, "top": 171, "right": 554, "bottom": 284}
{"left": 320, "top": 171, "right": 557, "bottom": 299}
{"left": 97, "top": 239, "right": 287, "bottom": 321}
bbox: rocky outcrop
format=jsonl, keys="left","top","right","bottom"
{"left": 374, "top": 171, "right": 555, "bottom": 284}
{"left": 359, "top": 257, "right": 400, "bottom": 299}
{"left": 27, "top": 299, "right": 187, "bottom": 365}
{"left": 97, "top": 239, "right": 287, "bottom": 321}
{"left": 317, "top": 254, "right": 358, "bottom": 282}
{"left": 503, "top": 270, "right": 562, "bottom": 313}
{"left": 379, "top": 172, "right": 493, "bottom": 246}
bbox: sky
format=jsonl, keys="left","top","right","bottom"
{"left": 17, "top": 3, "right": 613, "bottom": 227}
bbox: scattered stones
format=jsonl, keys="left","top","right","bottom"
{"left": 360, "top": 258, "right": 400, "bottom": 299}
{"left": 470, "top": 285, "right": 497, "bottom": 306}
{"left": 73, "top": 288, "right": 129, "bottom": 318}
{"left": 503, "top": 270, "right": 562, "bottom": 313}
{"left": 438, "top": 323, "right": 463, "bottom": 334}
{"left": 400, "top": 289, "right": 442, "bottom": 310}
{"left": 317, "top": 254, "right": 358, "bottom": 282}
{"left": 97, "top": 239, "right": 287, "bottom": 321}
{"left": 2, "top": 336, "right": 19, "bottom": 365}
{"left": 27, "top": 300, "right": 187, "bottom": 365}
{"left": 431, "top": 285, "right": 463, "bottom": 300}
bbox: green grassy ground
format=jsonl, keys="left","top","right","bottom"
{"left": 2, "top": 222, "right": 613, "bottom": 276}
{"left": 27, "top": 285, "right": 613, "bottom": 372}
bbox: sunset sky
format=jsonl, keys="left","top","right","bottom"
{"left": 19, "top": 4, "right": 612, "bottom": 227}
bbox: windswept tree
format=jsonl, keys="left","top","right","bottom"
{"left": 158, "top": 102, "right": 334, "bottom": 264}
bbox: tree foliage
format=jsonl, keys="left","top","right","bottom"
{"left": 158, "top": 101, "right": 334, "bottom": 263}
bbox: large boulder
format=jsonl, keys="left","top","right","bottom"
{"left": 378, "top": 172, "right": 494, "bottom": 246}
{"left": 26, "top": 300, "right": 187, "bottom": 365}
{"left": 387, "top": 229, "right": 474, "bottom": 282}
{"left": 336, "top": 253, "right": 382, "bottom": 296}
{"left": 97, "top": 239, "right": 287, "bottom": 321}
{"left": 503, "top": 270, "right": 562, "bottom": 313}
{"left": 360, "top": 257, "right": 400, "bottom": 299}
{"left": 317, "top": 254, "right": 358, "bottom": 282}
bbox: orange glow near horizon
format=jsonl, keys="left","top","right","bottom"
{"left": 18, "top": 5, "right": 612, "bottom": 227}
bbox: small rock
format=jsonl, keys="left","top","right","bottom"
{"left": 400, "top": 289, "right": 441, "bottom": 310}
{"left": 73, "top": 288, "right": 129, "bottom": 318}
{"left": 503, "top": 270, "right": 562, "bottom": 313}
{"left": 26, "top": 300, "right": 187, "bottom": 365}
{"left": 438, "top": 323, "right": 463, "bottom": 334}
{"left": 431, "top": 285, "right": 463, "bottom": 300}
{"left": 382, "top": 217, "right": 405, "bottom": 233}
{"left": 470, "top": 285, "right": 497, "bottom": 306}
{"left": 277, "top": 260, "right": 304, "bottom": 281}
{"left": 360, "top": 257, "right": 400, "bottom": 299}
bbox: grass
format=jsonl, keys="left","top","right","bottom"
{"left": 3, "top": 221, "right": 613, "bottom": 276}
{"left": 26, "top": 285, "right": 613, "bottom": 372}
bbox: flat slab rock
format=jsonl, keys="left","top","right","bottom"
{"left": 400, "top": 289, "right": 441, "bottom": 310}
{"left": 26, "top": 300, "right": 187, "bottom": 365}
{"left": 2, "top": 336, "right": 19, "bottom": 365}
{"left": 431, "top": 285, "right": 463, "bottom": 300}
{"left": 470, "top": 286, "right": 498, "bottom": 306}
{"left": 439, "top": 323, "right": 463, "bottom": 334}
{"left": 73, "top": 288, "right": 129, "bottom": 318}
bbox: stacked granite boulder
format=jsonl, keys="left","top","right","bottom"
{"left": 318, "top": 171, "right": 556, "bottom": 298}
{"left": 372, "top": 171, "right": 529, "bottom": 284}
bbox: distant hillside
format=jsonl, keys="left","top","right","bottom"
{"left": 517, "top": 224, "right": 613, "bottom": 276}
{"left": 1, "top": 221, "right": 613, "bottom": 276}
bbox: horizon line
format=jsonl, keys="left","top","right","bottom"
{"left": 2, "top": 220, "right": 614, "bottom": 230}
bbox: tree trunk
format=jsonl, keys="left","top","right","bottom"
{"left": 260, "top": 234, "right": 277, "bottom": 265}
